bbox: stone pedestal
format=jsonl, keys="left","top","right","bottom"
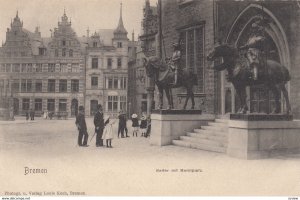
{"left": 227, "top": 114, "right": 300, "bottom": 159}
{"left": 150, "top": 110, "right": 214, "bottom": 146}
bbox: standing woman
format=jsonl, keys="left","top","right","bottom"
{"left": 102, "top": 116, "right": 116, "bottom": 148}
{"left": 131, "top": 113, "right": 139, "bottom": 137}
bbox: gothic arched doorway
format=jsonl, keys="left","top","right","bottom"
{"left": 223, "top": 3, "right": 290, "bottom": 114}
{"left": 71, "top": 99, "right": 78, "bottom": 117}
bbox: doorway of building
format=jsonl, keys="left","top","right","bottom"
{"left": 71, "top": 99, "right": 78, "bottom": 117}
{"left": 13, "top": 98, "right": 19, "bottom": 115}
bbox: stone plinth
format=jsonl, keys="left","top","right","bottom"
{"left": 150, "top": 110, "right": 214, "bottom": 146}
{"left": 227, "top": 114, "right": 300, "bottom": 159}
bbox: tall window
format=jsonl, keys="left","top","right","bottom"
{"left": 71, "top": 64, "right": 79, "bottom": 72}
{"left": 120, "top": 77, "right": 127, "bottom": 89}
{"left": 107, "top": 96, "right": 118, "bottom": 111}
{"left": 62, "top": 40, "right": 66, "bottom": 46}
{"left": 21, "top": 64, "right": 27, "bottom": 72}
{"left": 27, "top": 64, "right": 32, "bottom": 72}
{"left": 114, "top": 78, "right": 118, "bottom": 89}
{"left": 12, "top": 64, "right": 20, "bottom": 72}
{"left": 22, "top": 98, "right": 30, "bottom": 111}
{"left": 91, "top": 77, "right": 98, "bottom": 88}
{"left": 55, "top": 49, "right": 58, "bottom": 57}
{"left": 21, "top": 79, "right": 32, "bottom": 92}
{"left": 117, "top": 42, "right": 122, "bottom": 48}
{"left": 180, "top": 26, "right": 204, "bottom": 93}
{"left": 92, "top": 58, "right": 98, "bottom": 69}
{"left": 59, "top": 99, "right": 67, "bottom": 111}
{"left": 47, "top": 99, "right": 55, "bottom": 112}
{"left": 108, "top": 77, "right": 113, "bottom": 89}
{"left": 35, "top": 80, "right": 42, "bottom": 92}
{"left": 71, "top": 79, "right": 79, "bottom": 92}
{"left": 117, "top": 58, "right": 122, "bottom": 68}
{"left": 107, "top": 58, "right": 112, "bottom": 69}
{"left": 59, "top": 79, "right": 67, "bottom": 92}
{"left": 120, "top": 96, "right": 126, "bottom": 111}
{"left": 60, "top": 64, "right": 68, "bottom": 72}
{"left": 5, "top": 64, "right": 11, "bottom": 72}
{"left": 12, "top": 79, "right": 20, "bottom": 93}
{"left": 48, "top": 63, "right": 55, "bottom": 72}
{"left": 69, "top": 49, "right": 73, "bottom": 57}
{"left": 36, "top": 64, "right": 42, "bottom": 72}
{"left": 93, "top": 42, "right": 97, "bottom": 47}
{"left": 48, "top": 79, "right": 56, "bottom": 92}
{"left": 62, "top": 48, "right": 66, "bottom": 57}
{"left": 34, "top": 99, "right": 42, "bottom": 111}
{"left": 1, "top": 64, "right": 5, "bottom": 72}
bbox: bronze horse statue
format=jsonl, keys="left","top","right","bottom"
{"left": 143, "top": 56, "right": 197, "bottom": 110}
{"left": 207, "top": 43, "right": 291, "bottom": 114}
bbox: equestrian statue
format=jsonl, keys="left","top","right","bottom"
{"left": 143, "top": 42, "right": 198, "bottom": 110}
{"left": 207, "top": 19, "right": 291, "bottom": 114}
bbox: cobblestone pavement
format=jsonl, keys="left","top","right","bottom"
{"left": 0, "top": 117, "right": 300, "bottom": 196}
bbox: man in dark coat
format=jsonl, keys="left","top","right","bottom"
{"left": 94, "top": 104, "right": 104, "bottom": 147}
{"left": 118, "top": 111, "right": 126, "bottom": 138}
{"left": 75, "top": 106, "right": 88, "bottom": 147}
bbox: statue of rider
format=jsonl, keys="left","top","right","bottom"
{"left": 239, "top": 18, "right": 267, "bottom": 80}
{"left": 170, "top": 42, "right": 182, "bottom": 85}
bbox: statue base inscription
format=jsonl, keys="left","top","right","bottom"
{"left": 150, "top": 110, "right": 214, "bottom": 146}
{"left": 227, "top": 114, "right": 300, "bottom": 159}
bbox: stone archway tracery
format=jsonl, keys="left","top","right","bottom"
{"left": 220, "top": 3, "right": 290, "bottom": 114}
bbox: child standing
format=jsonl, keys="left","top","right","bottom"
{"left": 102, "top": 116, "right": 116, "bottom": 148}
{"left": 131, "top": 113, "right": 139, "bottom": 137}
{"left": 140, "top": 115, "right": 147, "bottom": 137}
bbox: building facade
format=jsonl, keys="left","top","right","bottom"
{"left": 0, "top": 6, "right": 131, "bottom": 118}
{"left": 0, "top": 11, "right": 85, "bottom": 117}
{"left": 140, "top": 0, "right": 300, "bottom": 119}
{"left": 84, "top": 4, "right": 129, "bottom": 117}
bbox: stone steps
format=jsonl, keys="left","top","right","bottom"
{"left": 172, "top": 140, "right": 226, "bottom": 153}
{"left": 172, "top": 118, "right": 229, "bottom": 153}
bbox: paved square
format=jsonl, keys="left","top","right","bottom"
{"left": 0, "top": 117, "right": 300, "bottom": 196}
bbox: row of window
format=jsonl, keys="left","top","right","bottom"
{"left": 90, "top": 76, "right": 127, "bottom": 89}
{"left": 21, "top": 98, "right": 67, "bottom": 112}
{"left": 54, "top": 49, "right": 73, "bottom": 57}
{"left": 0, "top": 63, "right": 81, "bottom": 73}
{"left": 11, "top": 79, "right": 79, "bottom": 93}
{"left": 91, "top": 57, "right": 123, "bottom": 69}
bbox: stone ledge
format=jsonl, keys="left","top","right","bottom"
{"left": 152, "top": 109, "right": 202, "bottom": 115}
{"left": 229, "top": 120, "right": 300, "bottom": 129}
{"left": 230, "top": 113, "right": 293, "bottom": 121}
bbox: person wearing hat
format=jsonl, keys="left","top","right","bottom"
{"left": 118, "top": 110, "right": 126, "bottom": 138}
{"left": 102, "top": 115, "right": 116, "bottom": 148}
{"left": 171, "top": 41, "right": 182, "bottom": 85}
{"left": 131, "top": 113, "right": 139, "bottom": 137}
{"left": 75, "top": 106, "right": 88, "bottom": 147}
{"left": 94, "top": 104, "right": 104, "bottom": 147}
{"left": 140, "top": 115, "right": 147, "bottom": 137}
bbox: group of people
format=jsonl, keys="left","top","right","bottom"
{"left": 25, "top": 109, "right": 35, "bottom": 121}
{"left": 75, "top": 104, "right": 151, "bottom": 148}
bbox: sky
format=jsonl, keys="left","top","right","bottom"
{"left": 0, "top": 0, "right": 157, "bottom": 43}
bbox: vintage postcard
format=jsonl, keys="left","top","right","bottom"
{"left": 0, "top": 0, "right": 300, "bottom": 198}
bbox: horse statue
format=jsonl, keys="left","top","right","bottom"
{"left": 207, "top": 43, "right": 291, "bottom": 114}
{"left": 143, "top": 56, "right": 197, "bottom": 110}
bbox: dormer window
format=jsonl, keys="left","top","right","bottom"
{"left": 117, "top": 42, "right": 122, "bottom": 48}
